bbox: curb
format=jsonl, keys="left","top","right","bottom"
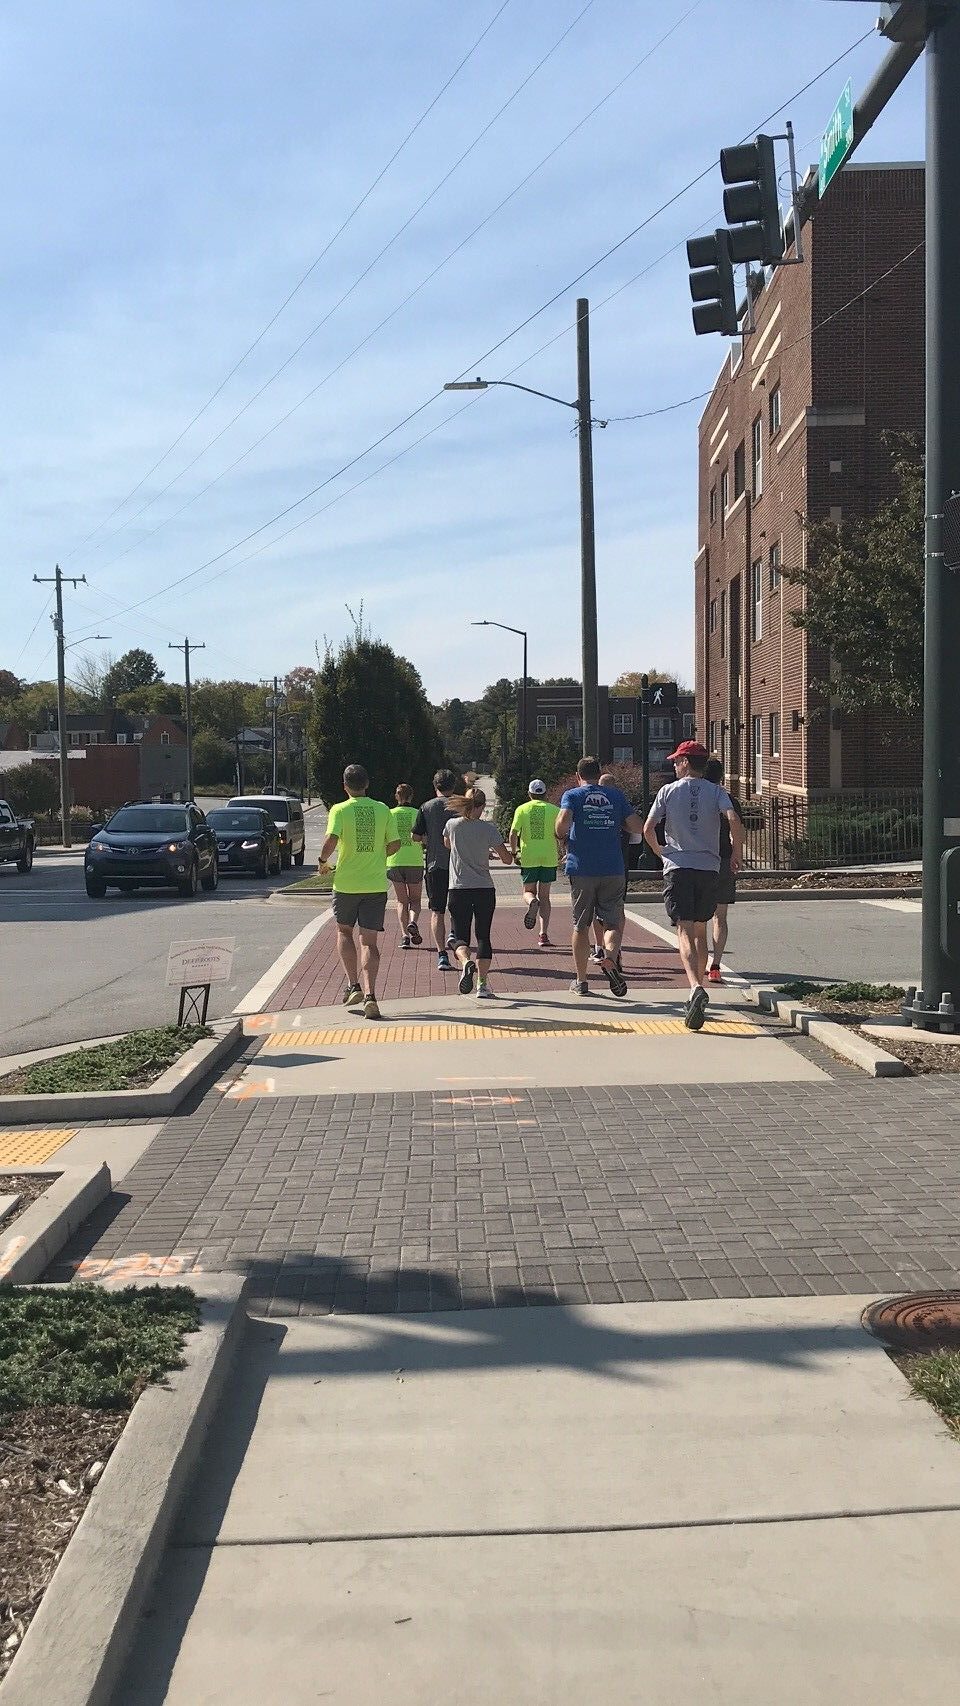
{"left": 0, "top": 1164, "right": 112, "bottom": 1283}
{"left": 742, "top": 986, "right": 905, "bottom": 1077}
{"left": 627, "top": 887, "right": 918, "bottom": 903}
{"left": 0, "top": 1021, "right": 244, "bottom": 1123}
{"left": 0, "top": 1275, "right": 249, "bottom": 1706}
{"left": 266, "top": 888, "right": 332, "bottom": 904}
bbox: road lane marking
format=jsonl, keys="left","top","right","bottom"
{"left": 624, "top": 906, "right": 747, "bottom": 985}
{"left": 234, "top": 909, "right": 333, "bottom": 1013}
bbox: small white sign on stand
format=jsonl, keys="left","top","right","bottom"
{"left": 167, "top": 938, "right": 235, "bottom": 1024}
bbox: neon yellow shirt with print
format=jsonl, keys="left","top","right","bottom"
{"left": 387, "top": 805, "right": 424, "bottom": 870}
{"left": 327, "top": 796, "right": 393, "bottom": 893}
{"left": 510, "top": 799, "right": 561, "bottom": 869}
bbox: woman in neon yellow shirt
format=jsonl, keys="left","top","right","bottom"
{"left": 387, "top": 783, "right": 425, "bottom": 948}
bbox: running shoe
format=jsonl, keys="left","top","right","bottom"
{"left": 538, "top": 933, "right": 551, "bottom": 948}
{"left": 437, "top": 952, "right": 453, "bottom": 971}
{"left": 475, "top": 982, "right": 496, "bottom": 999}
{"left": 708, "top": 965, "right": 723, "bottom": 984}
{"left": 684, "top": 987, "right": 709, "bottom": 1031}
{"left": 343, "top": 984, "right": 363, "bottom": 1007}
{"left": 591, "top": 945, "right": 604, "bottom": 963}
{"left": 446, "top": 932, "right": 458, "bottom": 950}
{"left": 363, "top": 995, "right": 381, "bottom": 1020}
{"left": 409, "top": 921, "right": 422, "bottom": 945}
{"left": 570, "top": 979, "right": 590, "bottom": 996}
{"left": 458, "top": 958, "right": 477, "bottom": 995}
{"left": 523, "top": 897, "right": 539, "bottom": 929}
{"left": 400, "top": 933, "right": 411, "bottom": 950}
{"left": 601, "top": 956, "right": 628, "bottom": 999}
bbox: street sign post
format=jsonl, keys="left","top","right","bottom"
{"left": 819, "top": 80, "right": 854, "bottom": 197}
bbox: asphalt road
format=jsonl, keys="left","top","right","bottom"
{"left": 0, "top": 807, "right": 328, "bottom": 1055}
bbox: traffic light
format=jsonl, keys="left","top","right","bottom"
{"left": 720, "top": 135, "right": 784, "bottom": 265}
{"left": 686, "top": 229, "right": 737, "bottom": 337}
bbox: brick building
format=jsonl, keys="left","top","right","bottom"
{"left": 31, "top": 712, "right": 188, "bottom": 808}
{"left": 522, "top": 681, "right": 695, "bottom": 772}
{"left": 695, "top": 163, "right": 924, "bottom": 797}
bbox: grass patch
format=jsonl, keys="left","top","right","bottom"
{"left": 0, "top": 1024, "right": 209, "bottom": 1096}
{"left": 900, "top": 1349, "right": 960, "bottom": 1438}
{"left": 0, "top": 1285, "right": 200, "bottom": 1414}
{"left": 285, "top": 873, "right": 333, "bottom": 892}
{"left": 775, "top": 980, "right": 905, "bottom": 1004}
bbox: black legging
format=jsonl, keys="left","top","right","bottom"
{"left": 448, "top": 887, "right": 497, "bottom": 959}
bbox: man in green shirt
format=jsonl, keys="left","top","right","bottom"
{"left": 509, "top": 779, "right": 560, "bottom": 947}
{"left": 319, "top": 764, "right": 399, "bottom": 1019}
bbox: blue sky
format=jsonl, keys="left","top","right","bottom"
{"left": 2, "top": 0, "right": 925, "bottom": 703}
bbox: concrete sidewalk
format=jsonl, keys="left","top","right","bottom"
{"left": 116, "top": 1295, "right": 960, "bottom": 1704}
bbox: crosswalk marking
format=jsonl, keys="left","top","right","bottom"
{"left": 260, "top": 1016, "right": 759, "bottom": 1050}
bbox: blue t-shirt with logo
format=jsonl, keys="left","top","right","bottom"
{"left": 559, "top": 783, "right": 632, "bottom": 877}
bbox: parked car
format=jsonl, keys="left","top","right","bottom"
{"left": 205, "top": 806, "right": 281, "bottom": 877}
{"left": 226, "top": 794, "right": 305, "bottom": 869}
{"left": 0, "top": 800, "right": 35, "bottom": 873}
{"left": 84, "top": 803, "right": 218, "bottom": 899}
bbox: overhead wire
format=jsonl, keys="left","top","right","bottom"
{"left": 63, "top": 0, "right": 515, "bottom": 560}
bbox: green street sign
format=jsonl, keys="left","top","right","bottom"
{"left": 819, "top": 80, "right": 854, "bottom": 197}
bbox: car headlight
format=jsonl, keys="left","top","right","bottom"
{"left": 166, "top": 840, "right": 189, "bottom": 853}
{"left": 278, "top": 829, "right": 288, "bottom": 841}
{"left": 241, "top": 839, "right": 259, "bottom": 849}
{"left": 91, "top": 840, "right": 109, "bottom": 852}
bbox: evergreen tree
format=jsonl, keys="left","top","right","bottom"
{"left": 310, "top": 632, "right": 444, "bottom": 806}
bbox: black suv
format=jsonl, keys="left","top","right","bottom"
{"left": 85, "top": 804, "right": 219, "bottom": 899}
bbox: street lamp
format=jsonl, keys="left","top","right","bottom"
{"left": 472, "top": 620, "right": 528, "bottom": 781}
{"left": 445, "top": 297, "right": 599, "bottom": 755}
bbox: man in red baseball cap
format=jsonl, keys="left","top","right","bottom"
{"left": 642, "top": 739, "right": 743, "bottom": 1030}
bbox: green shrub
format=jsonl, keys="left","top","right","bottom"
{"left": 0, "top": 1286, "right": 200, "bottom": 1413}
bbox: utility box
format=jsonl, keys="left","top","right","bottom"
{"left": 941, "top": 847, "right": 960, "bottom": 962}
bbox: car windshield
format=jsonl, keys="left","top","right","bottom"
{"left": 238, "top": 797, "right": 289, "bottom": 822}
{"left": 207, "top": 810, "right": 265, "bottom": 832}
{"left": 105, "top": 808, "right": 190, "bottom": 835}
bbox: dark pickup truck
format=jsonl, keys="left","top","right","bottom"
{"left": 0, "top": 799, "right": 35, "bottom": 873}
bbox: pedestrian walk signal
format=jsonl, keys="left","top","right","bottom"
{"left": 687, "top": 230, "right": 737, "bottom": 337}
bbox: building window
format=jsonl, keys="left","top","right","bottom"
{"left": 709, "top": 719, "right": 717, "bottom": 753}
{"left": 769, "top": 384, "right": 781, "bottom": 437}
{"left": 752, "top": 714, "right": 763, "bottom": 765}
{"left": 709, "top": 485, "right": 717, "bottom": 525}
{"left": 566, "top": 716, "right": 581, "bottom": 739}
{"left": 116, "top": 733, "right": 127, "bottom": 744}
{"left": 720, "top": 588, "right": 726, "bottom": 657}
{"left": 649, "top": 717, "right": 672, "bottom": 742}
{"left": 68, "top": 732, "right": 80, "bottom": 746}
{"left": 160, "top": 731, "right": 171, "bottom": 745}
{"left": 612, "top": 712, "right": 633, "bottom": 735}
{"left": 720, "top": 468, "right": 729, "bottom": 537}
{"left": 751, "top": 559, "right": 762, "bottom": 642}
{"left": 733, "top": 440, "right": 745, "bottom": 500}
{"left": 769, "top": 539, "right": 781, "bottom": 593}
{"left": 751, "top": 414, "right": 762, "bottom": 500}
{"left": 612, "top": 746, "right": 633, "bottom": 764}
{"left": 683, "top": 713, "right": 695, "bottom": 738}
{"left": 536, "top": 714, "right": 556, "bottom": 732}
{"left": 769, "top": 711, "right": 781, "bottom": 757}
{"left": 709, "top": 598, "right": 718, "bottom": 634}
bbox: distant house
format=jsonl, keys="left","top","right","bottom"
{"left": 29, "top": 712, "right": 189, "bottom": 808}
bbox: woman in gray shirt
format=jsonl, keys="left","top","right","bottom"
{"left": 443, "top": 789, "right": 513, "bottom": 999}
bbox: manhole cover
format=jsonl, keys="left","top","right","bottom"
{"left": 862, "top": 1292, "right": 960, "bottom": 1351}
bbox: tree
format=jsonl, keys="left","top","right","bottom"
{"left": 102, "top": 649, "right": 163, "bottom": 705}
{"left": 69, "top": 647, "right": 114, "bottom": 705}
{"left": 609, "top": 669, "right": 691, "bottom": 697}
{"left": 310, "top": 632, "right": 444, "bottom": 806}
{"left": 0, "top": 760, "right": 60, "bottom": 816}
{"left": 540, "top": 676, "right": 579, "bottom": 686}
{"left": 192, "top": 729, "right": 234, "bottom": 788}
{"left": 115, "top": 681, "right": 184, "bottom": 718}
{"left": 792, "top": 438, "right": 924, "bottom": 715}
{"left": 0, "top": 670, "right": 24, "bottom": 699}
{"left": 493, "top": 725, "right": 579, "bottom": 836}
{"left": 284, "top": 665, "right": 317, "bottom": 701}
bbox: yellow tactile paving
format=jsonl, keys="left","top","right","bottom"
{"left": 261, "top": 1018, "right": 758, "bottom": 1050}
{"left": 0, "top": 1128, "right": 78, "bottom": 1165}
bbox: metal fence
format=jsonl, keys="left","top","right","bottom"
{"left": 738, "top": 790, "right": 922, "bottom": 870}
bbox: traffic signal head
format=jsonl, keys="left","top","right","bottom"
{"left": 720, "top": 134, "right": 784, "bottom": 265}
{"left": 686, "top": 229, "right": 737, "bottom": 337}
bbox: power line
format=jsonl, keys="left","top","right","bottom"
{"left": 85, "top": 0, "right": 702, "bottom": 582}
{"left": 72, "top": 0, "right": 598, "bottom": 566}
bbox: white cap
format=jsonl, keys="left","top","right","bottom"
{"left": 528, "top": 778, "right": 547, "bottom": 795}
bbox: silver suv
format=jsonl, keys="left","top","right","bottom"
{"left": 227, "top": 794, "right": 306, "bottom": 869}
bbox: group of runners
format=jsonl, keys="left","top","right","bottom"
{"left": 318, "top": 741, "right": 743, "bottom": 1030}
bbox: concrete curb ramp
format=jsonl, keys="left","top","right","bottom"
{"left": 1, "top": 1275, "right": 248, "bottom": 1706}
{"left": 0, "top": 1021, "right": 243, "bottom": 1123}
{"left": 743, "top": 986, "right": 904, "bottom": 1077}
{"left": 0, "top": 1163, "right": 111, "bottom": 1284}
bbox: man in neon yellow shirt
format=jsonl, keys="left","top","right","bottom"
{"left": 319, "top": 764, "right": 399, "bottom": 1020}
{"left": 509, "top": 779, "right": 560, "bottom": 947}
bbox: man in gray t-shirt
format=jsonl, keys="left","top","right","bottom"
{"left": 412, "top": 769, "right": 461, "bottom": 969}
{"left": 643, "top": 740, "right": 743, "bottom": 1030}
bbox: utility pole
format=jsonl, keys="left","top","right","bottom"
{"left": 168, "top": 638, "right": 205, "bottom": 803}
{"left": 576, "top": 298, "right": 599, "bottom": 757}
{"left": 33, "top": 565, "right": 85, "bottom": 848}
{"left": 271, "top": 676, "right": 280, "bottom": 794}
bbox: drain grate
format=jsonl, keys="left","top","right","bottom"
{"left": 862, "top": 1292, "right": 960, "bottom": 1351}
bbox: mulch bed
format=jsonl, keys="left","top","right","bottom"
{"left": 628, "top": 870, "right": 920, "bottom": 893}
{"left": 0, "top": 1176, "right": 54, "bottom": 1231}
{"left": 853, "top": 1031, "right": 960, "bottom": 1076}
{"left": 0, "top": 1405, "right": 127, "bottom": 1677}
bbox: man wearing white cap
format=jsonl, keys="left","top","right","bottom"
{"left": 509, "top": 780, "right": 560, "bottom": 947}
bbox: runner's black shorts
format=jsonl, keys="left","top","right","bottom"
{"left": 448, "top": 888, "right": 497, "bottom": 959}
{"left": 663, "top": 867, "right": 720, "bottom": 925}
{"left": 425, "top": 867, "right": 449, "bottom": 913}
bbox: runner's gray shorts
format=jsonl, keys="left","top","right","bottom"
{"left": 569, "top": 874, "right": 626, "bottom": 933}
{"left": 332, "top": 891, "right": 387, "bottom": 931}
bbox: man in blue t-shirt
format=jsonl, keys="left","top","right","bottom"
{"left": 555, "top": 757, "right": 645, "bottom": 999}
{"left": 643, "top": 740, "right": 743, "bottom": 1031}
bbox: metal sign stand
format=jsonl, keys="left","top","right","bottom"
{"left": 178, "top": 983, "right": 211, "bottom": 1026}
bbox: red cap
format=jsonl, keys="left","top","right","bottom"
{"left": 666, "top": 739, "right": 708, "bottom": 763}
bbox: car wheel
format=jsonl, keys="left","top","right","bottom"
{"left": 201, "top": 853, "right": 219, "bottom": 892}
{"left": 271, "top": 849, "right": 282, "bottom": 875}
{"left": 294, "top": 845, "right": 305, "bottom": 866}
{"left": 257, "top": 852, "right": 269, "bottom": 878}
{"left": 281, "top": 846, "right": 292, "bottom": 870}
{"left": 85, "top": 875, "right": 107, "bottom": 898}
{"left": 178, "top": 859, "right": 199, "bottom": 899}
{"left": 16, "top": 840, "right": 34, "bottom": 874}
